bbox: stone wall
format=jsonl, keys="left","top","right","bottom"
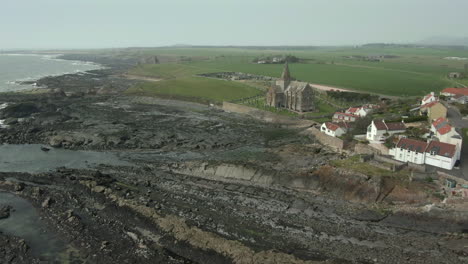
{"left": 354, "top": 143, "right": 380, "bottom": 155}
{"left": 408, "top": 163, "right": 427, "bottom": 172}
{"left": 304, "top": 127, "right": 345, "bottom": 152}
{"left": 222, "top": 102, "right": 316, "bottom": 127}
{"left": 374, "top": 155, "right": 406, "bottom": 166}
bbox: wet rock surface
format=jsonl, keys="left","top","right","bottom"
{"left": 0, "top": 232, "right": 37, "bottom": 264}
{"left": 0, "top": 205, "right": 12, "bottom": 219}
{"left": 0, "top": 56, "right": 466, "bottom": 263}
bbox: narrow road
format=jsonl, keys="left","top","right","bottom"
{"left": 446, "top": 104, "right": 468, "bottom": 181}
{"left": 122, "top": 74, "right": 162, "bottom": 82}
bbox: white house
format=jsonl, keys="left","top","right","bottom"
{"left": 440, "top": 87, "right": 468, "bottom": 100}
{"left": 425, "top": 141, "right": 457, "bottom": 170}
{"left": 332, "top": 112, "right": 359, "bottom": 123}
{"left": 345, "top": 106, "right": 372, "bottom": 117}
{"left": 431, "top": 117, "right": 462, "bottom": 160}
{"left": 389, "top": 138, "right": 427, "bottom": 165}
{"left": 389, "top": 138, "right": 458, "bottom": 170}
{"left": 421, "top": 92, "right": 437, "bottom": 106}
{"left": 366, "top": 120, "right": 406, "bottom": 142}
{"left": 320, "top": 122, "right": 350, "bottom": 137}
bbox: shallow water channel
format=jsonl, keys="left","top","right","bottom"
{"left": 0, "top": 144, "right": 132, "bottom": 173}
{"left": 0, "top": 192, "right": 80, "bottom": 262}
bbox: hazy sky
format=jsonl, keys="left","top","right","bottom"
{"left": 2, "top": 0, "right": 468, "bottom": 49}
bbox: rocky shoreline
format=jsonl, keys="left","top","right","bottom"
{"left": 0, "top": 54, "right": 467, "bottom": 263}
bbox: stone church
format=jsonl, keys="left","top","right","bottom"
{"left": 266, "top": 63, "right": 315, "bottom": 112}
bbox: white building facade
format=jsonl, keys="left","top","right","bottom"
{"left": 367, "top": 120, "right": 406, "bottom": 142}
{"left": 390, "top": 138, "right": 458, "bottom": 170}
{"left": 320, "top": 122, "right": 347, "bottom": 137}
{"left": 389, "top": 138, "right": 427, "bottom": 165}
{"left": 421, "top": 92, "right": 437, "bottom": 106}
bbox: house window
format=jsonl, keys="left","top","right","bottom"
{"left": 399, "top": 154, "right": 402, "bottom": 159}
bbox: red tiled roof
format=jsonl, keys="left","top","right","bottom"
{"left": 325, "top": 122, "right": 350, "bottom": 131}
{"left": 373, "top": 120, "right": 406, "bottom": 131}
{"left": 422, "top": 93, "right": 434, "bottom": 102}
{"left": 425, "top": 141, "right": 456, "bottom": 158}
{"left": 432, "top": 117, "right": 452, "bottom": 135}
{"left": 432, "top": 117, "right": 446, "bottom": 127}
{"left": 334, "top": 112, "right": 358, "bottom": 117}
{"left": 397, "top": 138, "right": 428, "bottom": 153}
{"left": 385, "top": 122, "right": 406, "bottom": 131}
{"left": 325, "top": 122, "right": 340, "bottom": 132}
{"left": 346, "top": 107, "right": 360, "bottom": 114}
{"left": 420, "top": 101, "right": 441, "bottom": 109}
{"left": 441, "top": 88, "right": 468, "bottom": 96}
{"left": 373, "top": 120, "right": 387, "bottom": 130}
{"left": 438, "top": 125, "right": 452, "bottom": 135}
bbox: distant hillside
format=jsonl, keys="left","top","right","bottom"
{"left": 417, "top": 36, "right": 468, "bottom": 46}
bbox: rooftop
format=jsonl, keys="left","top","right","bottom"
{"left": 441, "top": 87, "right": 468, "bottom": 96}
{"left": 432, "top": 117, "right": 452, "bottom": 135}
{"left": 397, "top": 138, "right": 428, "bottom": 153}
{"left": 425, "top": 141, "right": 456, "bottom": 158}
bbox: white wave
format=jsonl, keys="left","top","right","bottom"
{"left": 0, "top": 119, "right": 8, "bottom": 129}
{"left": 0, "top": 103, "right": 8, "bottom": 110}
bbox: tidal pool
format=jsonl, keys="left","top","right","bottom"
{"left": 0, "top": 144, "right": 132, "bottom": 173}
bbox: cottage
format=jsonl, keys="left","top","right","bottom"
{"left": 420, "top": 101, "right": 447, "bottom": 121}
{"left": 345, "top": 106, "right": 372, "bottom": 117}
{"left": 431, "top": 117, "right": 462, "bottom": 159}
{"left": 421, "top": 92, "right": 437, "bottom": 106}
{"left": 425, "top": 141, "right": 457, "bottom": 170}
{"left": 332, "top": 112, "right": 359, "bottom": 123}
{"left": 389, "top": 138, "right": 427, "bottom": 165}
{"left": 320, "top": 122, "right": 350, "bottom": 137}
{"left": 266, "top": 63, "right": 315, "bottom": 112}
{"left": 440, "top": 87, "right": 468, "bottom": 99}
{"left": 448, "top": 72, "right": 463, "bottom": 79}
{"left": 366, "top": 119, "right": 406, "bottom": 142}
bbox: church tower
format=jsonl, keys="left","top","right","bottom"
{"left": 276, "top": 62, "right": 291, "bottom": 91}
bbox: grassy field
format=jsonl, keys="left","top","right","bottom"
{"left": 126, "top": 76, "right": 262, "bottom": 104}
{"left": 331, "top": 155, "right": 410, "bottom": 181}
{"left": 121, "top": 45, "right": 468, "bottom": 97}
{"left": 125, "top": 63, "right": 263, "bottom": 104}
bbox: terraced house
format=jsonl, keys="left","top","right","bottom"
{"left": 332, "top": 112, "right": 359, "bottom": 123}
{"left": 390, "top": 138, "right": 459, "bottom": 170}
{"left": 366, "top": 119, "right": 406, "bottom": 142}
{"left": 390, "top": 138, "right": 427, "bottom": 165}
{"left": 431, "top": 117, "right": 462, "bottom": 160}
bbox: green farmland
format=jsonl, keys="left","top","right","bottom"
{"left": 123, "top": 45, "right": 468, "bottom": 97}
{"left": 127, "top": 76, "right": 262, "bottom": 104}
{"left": 125, "top": 64, "right": 262, "bottom": 104}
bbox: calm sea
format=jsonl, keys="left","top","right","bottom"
{"left": 0, "top": 54, "right": 102, "bottom": 92}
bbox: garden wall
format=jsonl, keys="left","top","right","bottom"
{"left": 304, "top": 127, "right": 345, "bottom": 152}
{"left": 354, "top": 143, "right": 381, "bottom": 155}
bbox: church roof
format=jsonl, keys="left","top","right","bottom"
{"left": 281, "top": 62, "right": 291, "bottom": 81}
{"left": 284, "top": 81, "right": 310, "bottom": 93}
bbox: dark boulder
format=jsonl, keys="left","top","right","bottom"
{"left": 0, "top": 205, "right": 12, "bottom": 219}
{"left": 0, "top": 103, "right": 40, "bottom": 118}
